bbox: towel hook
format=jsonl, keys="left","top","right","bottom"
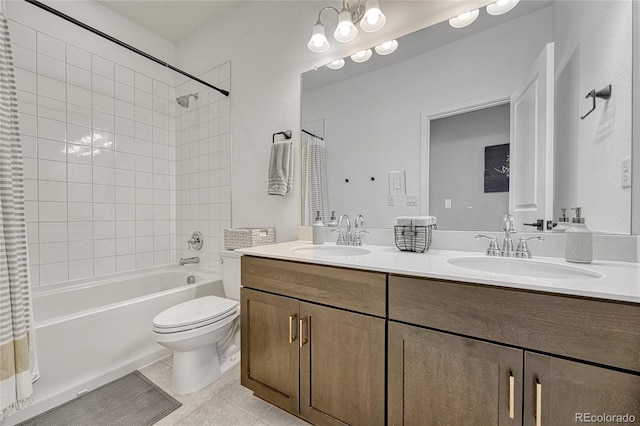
{"left": 272, "top": 130, "right": 292, "bottom": 143}
{"left": 580, "top": 84, "right": 611, "bottom": 120}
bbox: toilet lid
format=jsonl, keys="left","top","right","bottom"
{"left": 153, "top": 296, "right": 239, "bottom": 330}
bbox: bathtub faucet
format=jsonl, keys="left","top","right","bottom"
{"left": 179, "top": 256, "right": 200, "bottom": 266}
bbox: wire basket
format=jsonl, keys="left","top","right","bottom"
{"left": 224, "top": 227, "right": 276, "bottom": 249}
{"left": 394, "top": 225, "right": 434, "bottom": 253}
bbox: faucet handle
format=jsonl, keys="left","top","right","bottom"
{"left": 332, "top": 229, "right": 346, "bottom": 245}
{"left": 476, "top": 234, "right": 500, "bottom": 256}
{"left": 515, "top": 236, "right": 544, "bottom": 258}
{"left": 353, "top": 230, "right": 369, "bottom": 246}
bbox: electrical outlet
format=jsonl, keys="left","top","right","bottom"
{"left": 622, "top": 157, "right": 631, "bottom": 189}
{"left": 406, "top": 194, "right": 418, "bottom": 206}
{"left": 388, "top": 171, "right": 406, "bottom": 195}
{"left": 388, "top": 195, "right": 395, "bottom": 206}
{"left": 445, "top": 199, "right": 452, "bottom": 209}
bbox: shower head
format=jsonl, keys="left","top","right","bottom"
{"left": 176, "top": 93, "right": 199, "bottom": 108}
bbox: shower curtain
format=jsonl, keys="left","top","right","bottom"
{"left": 0, "top": 0, "right": 39, "bottom": 421}
{"left": 306, "top": 134, "right": 329, "bottom": 223}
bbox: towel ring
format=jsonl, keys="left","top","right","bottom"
{"left": 273, "top": 130, "right": 292, "bottom": 143}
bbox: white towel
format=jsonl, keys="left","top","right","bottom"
{"left": 397, "top": 216, "right": 412, "bottom": 226}
{"left": 268, "top": 141, "right": 293, "bottom": 196}
{"left": 412, "top": 216, "right": 437, "bottom": 226}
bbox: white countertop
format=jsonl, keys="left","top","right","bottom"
{"left": 238, "top": 241, "right": 640, "bottom": 304}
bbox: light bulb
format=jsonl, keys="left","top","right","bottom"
{"left": 448, "top": 9, "right": 479, "bottom": 28}
{"left": 307, "top": 22, "right": 330, "bottom": 53}
{"left": 326, "top": 58, "right": 345, "bottom": 70}
{"left": 360, "top": 0, "right": 386, "bottom": 32}
{"left": 374, "top": 39, "right": 398, "bottom": 55}
{"left": 334, "top": 9, "right": 358, "bottom": 42}
{"left": 351, "top": 48, "right": 372, "bottom": 63}
{"left": 487, "top": 0, "right": 519, "bottom": 16}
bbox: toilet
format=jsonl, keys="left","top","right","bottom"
{"left": 152, "top": 250, "right": 242, "bottom": 394}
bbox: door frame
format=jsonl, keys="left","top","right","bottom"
{"left": 419, "top": 93, "right": 511, "bottom": 217}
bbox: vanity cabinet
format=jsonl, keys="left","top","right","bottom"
{"left": 388, "top": 321, "right": 523, "bottom": 425}
{"left": 241, "top": 256, "right": 386, "bottom": 426}
{"left": 388, "top": 274, "right": 640, "bottom": 426}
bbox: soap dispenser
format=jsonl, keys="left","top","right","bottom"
{"left": 552, "top": 208, "right": 570, "bottom": 233}
{"left": 564, "top": 207, "right": 593, "bottom": 264}
{"left": 327, "top": 211, "right": 338, "bottom": 227}
{"left": 312, "top": 211, "right": 325, "bottom": 245}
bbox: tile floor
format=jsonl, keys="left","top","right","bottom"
{"left": 140, "top": 355, "right": 309, "bottom": 426}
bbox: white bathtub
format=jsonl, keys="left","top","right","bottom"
{"left": 6, "top": 266, "right": 223, "bottom": 425}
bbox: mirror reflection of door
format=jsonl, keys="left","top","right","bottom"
{"left": 429, "top": 103, "right": 510, "bottom": 231}
{"left": 510, "top": 42, "right": 555, "bottom": 232}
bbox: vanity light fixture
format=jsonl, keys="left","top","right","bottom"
{"left": 449, "top": 9, "right": 479, "bottom": 28}
{"left": 308, "top": 22, "right": 330, "bottom": 53}
{"left": 374, "top": 39, "right": 398, "bottom": 55}
{"left": 307, "top": 0, "right": 387, "bottom": 53}
{"left": 351, "top": 48, "right": 373, "bottom": 63}
{"left": 327, "top": 58, "right": 346, "bottom": 69}
{"left": 487, "top": 0, "right": 520, "bottom": 16}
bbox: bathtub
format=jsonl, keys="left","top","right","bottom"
{"left": 6, "top": 266, "right": 223, "bottom": 425}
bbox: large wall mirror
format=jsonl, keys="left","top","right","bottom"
{"left": 301, "top": 0, "right": 632, "bottom": 234}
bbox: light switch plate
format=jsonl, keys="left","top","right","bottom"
{"left": 406, "top": 194, "right": 418, "bottom": 206}
{"left": 622, "top": 157, "right": 631, "bottom": 189}
{"left": 387, "top": 195, "right": 395, "bottom": 206}
{"left": 445, "top": 199, "right": 452, "bottom": 209}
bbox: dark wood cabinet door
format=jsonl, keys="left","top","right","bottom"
{"left": 524, "top": 352, "right": 640, "bottom": 426}
{"left": 241, "top": 288, "right": 300, "bottom": 414}
{"left": 299, "top": 302, "right": 385, "bottom": 426}
{"left": 388, "top": 321, "right": 523, "bottom": 426}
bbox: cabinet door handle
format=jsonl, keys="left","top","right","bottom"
{"left": 535, "top": 379, "right": 542, "bottom": 426}
{"left": 509, "top": 371, "right": 515, "bottom": 419}
{"left": 288, "top": 314, "right": 297, "bottom": 343}
{"left": 299, "top": 317, "right": 308, "bottom": 348}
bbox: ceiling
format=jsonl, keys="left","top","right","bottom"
{"left": 97, "top": 0, "right": 241, "bottom": 43}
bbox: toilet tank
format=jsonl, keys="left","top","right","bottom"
{"left": 220, "top": 250, "right": 242, "bottom": 301}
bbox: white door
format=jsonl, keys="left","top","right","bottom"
{"left": 510, "top": 42, "right": 554, "bottom": 231}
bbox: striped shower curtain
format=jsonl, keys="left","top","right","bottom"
{"left": 306, "top": 134, "right": 329, "bottom": 223}
{"left": 0, "top": 1, "right": 39, "bottom": 421}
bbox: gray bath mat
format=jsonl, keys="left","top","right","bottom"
{"left": 18, "top": 371, "right": 181, "bottom": 426}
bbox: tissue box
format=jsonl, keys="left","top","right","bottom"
{"left": 224, "top": 228, "right": 275, "bottom": 249}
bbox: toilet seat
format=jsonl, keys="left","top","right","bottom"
{"left": 153, "top": 296, "right": 239, "bottom": 334}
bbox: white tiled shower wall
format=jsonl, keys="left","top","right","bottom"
{"left": 10, "top": 18, "right": 184, "bottom": 287}
{"left": 175, "top": 66, "right": 231, "bottom": 270}
{"left": 10, "top": 20, "right": 230, "bottom": 285}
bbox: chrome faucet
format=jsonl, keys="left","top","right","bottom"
{"left": 501, "top": 214, "right": 517, "bottom": 256}
{"left": 353, "top": 214, "right": 368, "bottom": 246}
{"left": 179, "top": 256, "right": 199, "bottom": 266}
{"left": 336, "top": 215, "right": 351, "bottom": 245}
{"left": 477, "top": 215, "right": 545, "bottom": 258}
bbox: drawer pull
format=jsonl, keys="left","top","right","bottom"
{"left": 288, "top": 314, "right": 297, "bottom": 343}
{"left": 299, "top": 317, "right": 308, "bottom": 348}
{"left": 535, "top": 379, "right": 542, "bottom": 426}
{"left": 509, "top": 371, "right": 515, "bottom": 419}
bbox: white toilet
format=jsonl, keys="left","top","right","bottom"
{"left": 152, "top": 250, "right": 242, "bottom": 394}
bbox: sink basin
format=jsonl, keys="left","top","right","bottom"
{"left": 447, "top": 257, "right": 601, "bottom": 280}
{"left": 290, "top": 245, "right": 371, "bottom": 257}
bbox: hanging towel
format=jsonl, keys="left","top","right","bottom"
{"left": 268, "top": 141, "right": 293, "bottom": 196}
{"left": 306, "top": 134, "right": 329, "bottom": 223}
